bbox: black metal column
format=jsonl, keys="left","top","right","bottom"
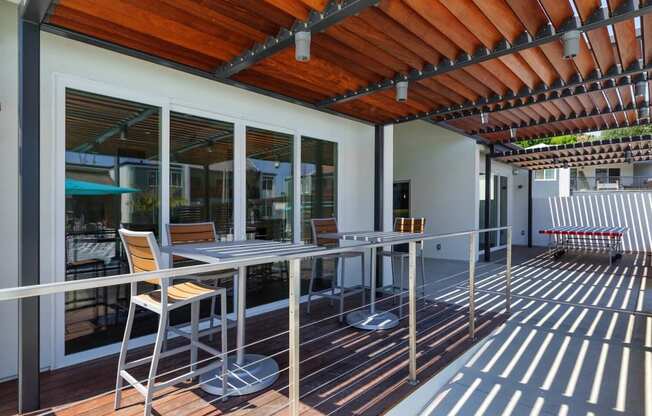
{"left": 374, "top": 125, "right": 384, "bottom": 285}
{"left": 528, "top": 170, "right": 533, "bottom": 248}
{"left": 18, "top": 16, "right": 41, "bottom": 413}
{"left": 483, "top": 147, "right": 492, "bottom": 262}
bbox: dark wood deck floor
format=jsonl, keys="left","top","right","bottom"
{"left": 0, "top": 293, "right": 505, "bottom": 416}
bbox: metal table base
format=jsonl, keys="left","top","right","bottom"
{"left": 200, "top": 353, "right": 279, "bottom": 396}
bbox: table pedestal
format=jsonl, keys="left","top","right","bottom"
{"left": 200, "top": 353, "right": 279, "bottom": 396}
{"left": 346, "top": 246, "right": 399, "bottom": 330}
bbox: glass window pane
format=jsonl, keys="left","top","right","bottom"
{"left": 301, "top": 137, "right": 337, "bottom": 243}
{"left": 245, "top": 127, "right": 295, "bottom": 306}
{"left": 64, "top": 88, "right": 160, "bottom": 354}
{"left": 169, "top": 112, "right": 234, "bottom": 239}
{"left": 246, "top": 127, "right": 294, "bottom": 241}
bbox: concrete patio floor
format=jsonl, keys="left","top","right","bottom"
{"left": 416, "top": 247, "right": 652, "bottom": 416}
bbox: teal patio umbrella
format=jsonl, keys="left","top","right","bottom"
{"left": 65, "top": 178, "right": 139, "bottom": 196}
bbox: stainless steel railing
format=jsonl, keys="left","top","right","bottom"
{"left": 0, "top": 226, "right": 512, "bottom": 416}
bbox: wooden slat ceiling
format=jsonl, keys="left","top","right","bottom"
{"left": 493, "top": 135, "right": 652, "bottom": 169}
{"left": 45, "top": 0, "right": 652, "bottom": 143}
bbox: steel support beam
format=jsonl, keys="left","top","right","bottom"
{"left": 484, "top": 147, "right": 492, "bottom": 262}
{"left": 18, "top": 13, "right": 42, "bottom": 413}
{"left": 20, "top": 0, "right": 53, "bottom": 24}
{"left": 473, "top": 103, "right": 643, "bottom": 135}
{"left": 215, "top": 0, "right": 379, "bottom": 78}
{"left": 319, "top": 1, "right": 652, "bottom": 107}
{"left": 395, "top": 63, "right": 651, "bottom": 125}
{"left": 527, "top": 171, "right": 533, "bottom": 248}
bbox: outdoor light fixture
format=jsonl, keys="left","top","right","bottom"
{"left": 396, "top": 81, "right": 408, "bottom": 102}
{"left": 562, "top": 30, "right": 580, "bottom": 60}
{"left": 295, "top": 30, "right": 311, "bottom": 62}
{"left": 510, "top": 127, "right": 517, "bottom": 139}
{"left": 638, "top": 104, "right": 650, "bottom": 120}
{"left": 635, "top": 80, "right": 648, "bottom": 98}
{"left": 119, "top": 127, "right": 127, "bottom": 141}
{"left": 480, "top": 111, "right": 489, "bottom": 125}
{"left": 563, "top": 161, "right": 569, "bottom": 169}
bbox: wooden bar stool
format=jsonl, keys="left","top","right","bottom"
{"left": 167, "top": 222, "right": 237, "bottom": 341}
{"left": 380, "top": 218, "right": 427, "bottom": 318}
{"left": 114, "top": 229, "right": 228, "bottom": 416}
{"left": 307, "top": 218, "right": 366, "bottom": 322}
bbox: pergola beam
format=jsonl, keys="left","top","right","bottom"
{"left": 215, "top": 0, "right": 379, "bottom": 78}
{"left": 317, "top": 1, "right": 652, "bottom": 108}
{"left": 427, "top": 68, "right": 650, "bottom": 125}
{"left": 500, "top": 118, "right": 652, "bottom": 143}
{"left": 524, "top": 153, "right": 652, "bottom": 170}
{"left": 473, "top": 103, "right": 643, "bottom": 135}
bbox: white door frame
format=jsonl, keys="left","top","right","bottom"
{"left": 50, "top": 75, "right": 343, "bottom": 369}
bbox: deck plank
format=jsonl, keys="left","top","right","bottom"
{"left": 0, "top": 293, "right": 504, "bottom": 416}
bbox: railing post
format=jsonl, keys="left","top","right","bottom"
{"left": 408, "top": 241, "right": 418, "bottom": 385}
{"left": 468, "top": 232, "right": 476, "bottom": 340}
{"left": 506, "top": 227, "right": 512, "bottom": 315}
{"left": 288, "top": 258, "right": 301, "bottom": 416}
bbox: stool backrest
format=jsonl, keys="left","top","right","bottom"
{"left": 119, "top": 228, "right": 164, "bottom": 287}
{"left": 394, "top": 217, "right": 426, "bottom": 234}
{"left": 167, "top": 222, "right": 217, "bottom": 245}
{"left": 311, "top": 218, "right": 339, "bottom": 246}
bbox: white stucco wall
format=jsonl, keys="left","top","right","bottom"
{"left": 393, "top": 122, "right": 479, "bottom": 261}
{"left": 0, "top": 0, "right": 19, "bottom": 382}
{"left": 0, "top": 7, "right": 379, "bottom": 378}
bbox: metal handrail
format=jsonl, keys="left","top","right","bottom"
{"left": 0, "top": 226, "right": 511, "bottom": 301}
{"left": 2, "top": 226, "right": 512, "bottom": 416}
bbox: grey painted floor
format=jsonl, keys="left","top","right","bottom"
{"left": 413, "top": 247, "right": 652, "bottom": 416}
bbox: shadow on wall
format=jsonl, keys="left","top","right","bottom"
{"left": 532, "top": 192, "right": 652, "bottom": 252}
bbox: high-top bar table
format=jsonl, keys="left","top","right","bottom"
{"left": 161, "top": 239, "right": 324, "bottom": 396}
{"left": 319, "top": 231, "right": 425, "bottom": 331}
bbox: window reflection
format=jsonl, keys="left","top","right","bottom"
{"left": 169, "top": 112, "right": 234, "bottom": 239}
{"left": 64, "top": 89, "right": 161, "bottom": 354}
{"left": 301, "top": 137, "right": 337, "bottom": 242}
{"left": 246, "top": 127, "right": 293, "bottom": 241}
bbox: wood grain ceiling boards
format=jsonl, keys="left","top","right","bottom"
{"left": 44, "top": 0, "right": 652, "bottom": 141}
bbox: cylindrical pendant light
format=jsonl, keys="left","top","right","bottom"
{"left": 396, "top": 81, "right": 409, "bottom": 102}
{"left": 295, "top": 30, "right": 311, "bottom": 62}
{"left": 562, "top": 30, "right": 580, "bottom": 60}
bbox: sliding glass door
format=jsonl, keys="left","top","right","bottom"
{"left": 64, "top": 88, "right": 161, "bottom": 354}
{"left": 479, "top": 173, "right": 509, "bottom": 252}
{"left": 59, "top": 84, "right": 340, "bottom": 359}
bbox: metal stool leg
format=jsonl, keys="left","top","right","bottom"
{"left": 144, "top": 309, "right": 167, "bottom": 416}
{"left": 307, "top": 258, "right": 316, "bottom": 314}
{"left": 420, "top": 249, "right": 426, "bottom": 299}
{"left": 190, "top": 301, "right": 199, "bottom": 374}
{"left": 340, "top": 258, "right": 346, "bottom": 322}
{"left": 209, "top": 279, "right": 218, "bottom": 342}
{"left": 360, "top": 254, "right": 366, "bottom": 307}
{"left": 220, "top": 291, "right": 229, "bottom": 401}
{"left": 114, "top": 301, "right": 136, "bottom": 410}
{"left": 399, "top": 256, "right": 405, "bottom": 319}
{"left": 391, "top": 256, "right": 397, "bottom": 304}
